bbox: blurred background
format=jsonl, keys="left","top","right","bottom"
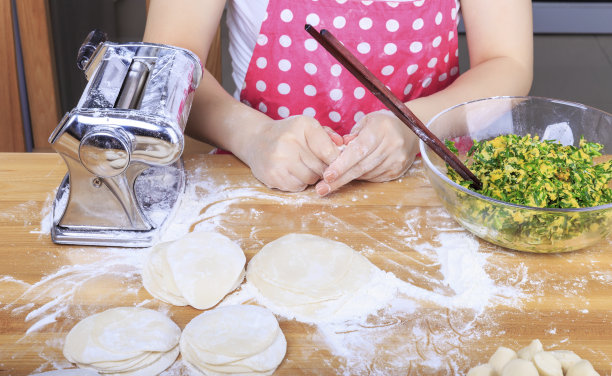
{"left": 2, "top": 0, "right": 612, "bottom": 153}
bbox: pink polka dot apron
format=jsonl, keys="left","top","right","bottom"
{"left": 240, "top": 0, "right": 461, "bottom": 136}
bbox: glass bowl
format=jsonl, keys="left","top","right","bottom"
{"left": 419, "top": 96, "right": 612, "bottom": 253}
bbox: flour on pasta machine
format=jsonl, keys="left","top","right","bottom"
{"left": 49, "top": 30, "right": 202, "bottom": 247}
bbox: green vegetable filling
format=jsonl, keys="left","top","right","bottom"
{"left": 446, "top": 135, "right": 612, "bottom": 209}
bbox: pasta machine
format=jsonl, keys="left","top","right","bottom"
{"left": 49, "top": 30, "right": 202, "bottom": 247}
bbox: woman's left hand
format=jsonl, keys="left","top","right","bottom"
{"left": 315, "top": 110, "right": 418, "bottom": 196}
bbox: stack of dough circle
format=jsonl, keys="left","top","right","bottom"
{"left": 180, "top": 305, "right": 286, "bottom": 375}
{"left": 142, "top": 231, "right": 246, "bottom": 310}
{"left": 63, "top": 307, "right": 181, "bottom": 375}
{"left": 246, "top": 233, "right": 377, "bottom": 321}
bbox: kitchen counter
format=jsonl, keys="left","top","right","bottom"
{"left": 0, "top": 152, "right": 611, "bottom": 375}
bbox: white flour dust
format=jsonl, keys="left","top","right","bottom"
{"left": 4, "top": 159, "right": 611, "bottom": 375}
{"left": 0, "top": 247, "right": 161, "bottom": 374}
{"left": 219, "top": 229, "right": 527, "bottom": 375}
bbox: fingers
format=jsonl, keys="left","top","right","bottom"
{"left": 305, "top": 124, "right": 342, "bottom": 166}
{"left": 246, "top": 116, "right": 341, "bottom": 192}
{"left": 257, "top": 158, "right": 321, "bottom": 192}
{"left": 315, "top": 143, "right": 386, "bottom": 196}
{"left": 322, "top": 118, "right": 381, "bottom": 185}
{"left": 322, "top": 126, "right": 344, "bottom": 147}
{"left": 342, "top": 121, "right": 363, "bottom": 145}
{"left": 315, "top": 111, "right": 418, "bottom": 196}
{"left": 358, "top": 151, "right": 415, "bottom": 181}
{"left": 343, "top": 133, "right": 358, "bottom": 144}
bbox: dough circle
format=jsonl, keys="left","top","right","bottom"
{"left": 63, "top": 307, "right": 180, "bottom": 375}
{"left": 246, "top": 233, "right": 377, "bottom": 321}
{"left": 142, "top": 231, "right": 246, "bottom": 310}
{"left": 180, "top": 305, "right": 286, "bottom": 376}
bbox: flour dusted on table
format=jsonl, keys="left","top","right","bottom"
{"left": 19, "top": 159, "right": 610, "bottom": 375}
{"left": 63, "top": 307, "right": 180, "bottom": 375}
{"left": 142, "top": 231, "right": 246, "bottom": 310}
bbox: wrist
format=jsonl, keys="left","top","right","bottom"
{"left": 230, "top": 113, "right": 272, "bottom": 164}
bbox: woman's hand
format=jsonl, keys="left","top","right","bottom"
{"left": 315, "top": 110, "right": 418, "bottom": 196}
{"left": 241, "top": 115, "right": 343, "bottom": 192}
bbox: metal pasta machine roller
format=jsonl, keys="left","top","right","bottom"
{"left": 49, "top": 30, "right": 202, "bottom": 247}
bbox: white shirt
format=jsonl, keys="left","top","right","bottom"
{"left": 226, "top": 0, "right": 269, "bottom": 98}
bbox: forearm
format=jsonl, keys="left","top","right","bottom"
{"left": 407, "top": 0, "right": 533, "bottom": 124}
{"left": 408, "top": 55, "right": 533, "bottom": 124}
{"left": 185, "top": 72, "right": 271, "bottom": 160}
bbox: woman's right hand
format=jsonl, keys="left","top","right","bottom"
{"left": 239, "top": 116, "right": 342, "bottom": 192}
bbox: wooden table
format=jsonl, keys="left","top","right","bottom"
{"left": 0, "top": 152, "right": 611, "bottom": 376}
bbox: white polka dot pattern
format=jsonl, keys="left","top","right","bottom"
{"left": 304, "top": 39, "right": 317, "bottom": 51}
{"left": 386, "top": 19, "right": 400, "bottom": 32}
{"left": 357, "top": 42, "right": 371, "bottom": 54}
{"left": 306, "top": 13, "right": 320, "bottom": 26}
{"left": 278, "top": 59, "right": 291, "bottom": 71}
{"left": 278, "top": 106, "right": 290, "bottom": 118}
{"left": 277, "top": 83, "right": 291, "bottom": 95}
{"left": 279, "top": 35, "right": 292, "bottom": 47}
{"left": 412, "top": 18, "right": 424, "bottom": 31}
{"left": 239, "top": 0, "right": 461, "bottom": 136}
{"left": 257, "top": 34, "right": 268, "bottom": 46}
{"left": 384, "top": 43, "right": 397, "bottom": 55}
{"left": 330, "top": 89, "right": 343, "bottom": 101}
{"left": 354, "top": 87, "right": 365, "bottom": 99}
{"left": 403, "top": 83, "right": 413, "bottom": 96}
{"left": 359, "top": 17, "right": 373, "bottom": 30}
{"left": 304, "top": 85, "right": 317, "bottom": 96}
{"left": 381, "top": 65, "right": 394, "bottom": 76}
{"left": 304, "top": 63, "right": 317, "bottom": 74}
{"left": 333, "top": 16, "right": 346, "bottom": 29}
{"left": 256, "top": 57, "right": 267, "bottom": 69}
{"left": 435, "top": 12, "right": 443, "bottom": 25}
{"left": 303, "top": 107, "right": 316, "bottom": 116}
{"left": 280, "top": 9, "right": 293, "bottom": 22}
{"left": 409, "top": 41, "right": 423, "bottom": 53}
{"left": 330, "top": 64, "right": 342, "bottom": 77}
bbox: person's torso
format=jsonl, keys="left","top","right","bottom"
{"left": 227, "top": 0, "right": 460, "bottom": 135}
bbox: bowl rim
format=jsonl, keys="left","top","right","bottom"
{"left": 419, "top": 95, "right": 612, "bottom": 213}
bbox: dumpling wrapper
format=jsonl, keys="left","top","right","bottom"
{"left": 180, "top": 305, "right": 286, "bottom": 374}
{"left": 164, "top": 231, "right": 246, "bottom": 310}
{"left": 63, "top": 307, "right": 180, "bottom": 374}
{"left": 246, "top": 233, "right": 377, "bottom": 320}
{"left": 142, "top": 241, "right": 188, "bottom": 306}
